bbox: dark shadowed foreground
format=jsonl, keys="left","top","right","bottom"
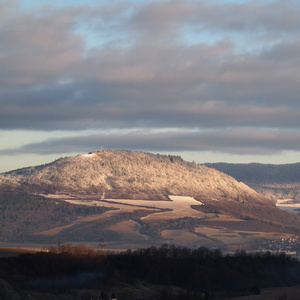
{"left": 0, "top": 244, "right": 300, "bottom": 299}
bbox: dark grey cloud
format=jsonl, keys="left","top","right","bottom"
{"left": 1, "top": 0, "right": 300, "bottom": 157}
{"left": 1, "top": 81, "right": 300, "bottom": 130}
{"left": 2, "top": 128, "right": 300, "bottom": 156}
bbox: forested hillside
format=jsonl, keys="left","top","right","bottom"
{"left": 0, "top": 150, "right": 268, "bottom": 206}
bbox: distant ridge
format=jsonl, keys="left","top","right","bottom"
{"left": 205, "top": 162, "right": 300, "bottom": 202}
{"left": 205, "top": 162, "right": 300, "bottom": 184}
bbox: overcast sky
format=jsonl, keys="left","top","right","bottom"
{"left": 1, "top": 0, "right": 300, "bottom": 172}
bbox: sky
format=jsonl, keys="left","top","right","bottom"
{"left": 1, "top": 0, "right": 300, "bottom": 172}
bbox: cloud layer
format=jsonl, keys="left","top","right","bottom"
{"left": 1, "top": 0, "right": 300, "bottom": 158}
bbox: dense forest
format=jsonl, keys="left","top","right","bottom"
{"left": 0, "top": 244, "right": 299, "bottom": 299}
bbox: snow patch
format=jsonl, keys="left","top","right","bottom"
{"left": 168, "top": 195, "right": 203, "bottom": 206}
{"left": 81, "top": 153, "right": 95, "bottom": 158}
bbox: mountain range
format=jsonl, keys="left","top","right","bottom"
{"left": 0, "top": 149, "right": 300, "bottom": 250}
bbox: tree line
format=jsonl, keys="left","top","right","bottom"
{"left": 0, "top": 244, "right": 299, "bottom": 299}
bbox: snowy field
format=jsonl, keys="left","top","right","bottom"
{"left": 57, "top": 195, "right": 205, "bottom": 220}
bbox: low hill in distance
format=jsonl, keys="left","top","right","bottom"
{"left": 205, "top": 162, "right": 300, "bottom": 202}
{"left": 0, "top": 150, "right": 300, "bottom": 250}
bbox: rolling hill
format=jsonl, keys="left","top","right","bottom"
{"left": 0, "top": 150, "right": 265, "bottom": 203}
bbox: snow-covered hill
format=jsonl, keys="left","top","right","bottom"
{"left": 0, "top": 149, "right": 268, "bottom": 206}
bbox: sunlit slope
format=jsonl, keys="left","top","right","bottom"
{"left": 0, "top": 149, "right": 268, "bottom": 205}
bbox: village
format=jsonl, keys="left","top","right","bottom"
{"left": 259, "top": 236, "right": 300, "bottom": 256}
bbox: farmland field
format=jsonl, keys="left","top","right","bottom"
{"left": 29, "top": 194, "right": 297, "bottom": 250}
